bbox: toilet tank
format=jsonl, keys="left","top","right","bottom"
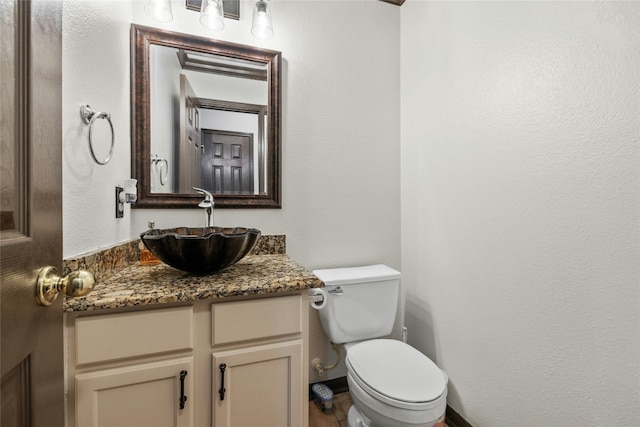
{"left": 312, "top": 265, "right": 401, "bottom": 344}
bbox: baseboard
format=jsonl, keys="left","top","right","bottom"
{"left": 446, "top": 405, "right": 474, "bottom": 427}
{"left": 310, "top": 376, "right": 474, "bottom": 427}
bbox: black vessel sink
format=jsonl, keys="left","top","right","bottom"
{"left": 140, "top": 227, "right": 261, "bottom": 274}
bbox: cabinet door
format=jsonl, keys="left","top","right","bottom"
{"left": 75, "top": 357, "right": 194, "bottom": 427}
{"left": 212, "top": 340, "right": 304, "bottom": 427}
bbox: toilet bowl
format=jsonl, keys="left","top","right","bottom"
{"left": 312, "top": 265, "right": 448, "bottom": 427}
{"left": 345, "top": 339, "right": 447, "bottom": 427}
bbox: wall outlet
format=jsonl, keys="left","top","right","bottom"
{"left": 115, "top": 186, "right": 124, "bottom": 218}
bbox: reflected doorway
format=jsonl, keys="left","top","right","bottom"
{"left": 201, "top": 130, "right": 254, "bottom": 194}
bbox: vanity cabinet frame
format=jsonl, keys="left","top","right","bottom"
{"left": 65, "top": 293, "right": 309, "bottom": 427}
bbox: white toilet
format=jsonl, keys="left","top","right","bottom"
{"left": 313, "top": 265, "right": 448, "bottom": 427}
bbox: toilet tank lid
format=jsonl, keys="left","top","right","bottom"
{"left": 312, "top": 264, "right": 401, "bottom": 286}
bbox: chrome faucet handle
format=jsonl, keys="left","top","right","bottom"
{"left": 193, "top": 187, "right": 214, "bottom": 228}
{"left": 193, "top": 187, "right": 214, "bottom": 208}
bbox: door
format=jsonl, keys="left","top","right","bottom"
{"left": 0, "top": 0, "right": 64, "bottom": 426}
{"left": 212, "top": 340, "right": 304, "bottom": 427}
{"left": 200, "top": 130, "right": 254, "bottom": 194}
{"left": 75, "top": 358, "right": 194, "bottom": 427}
{"left": 179, "top": 74, "right": 201, "bottom": 193}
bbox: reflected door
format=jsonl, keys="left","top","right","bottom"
{"left": 201, "top": 130, "right": 254, "bottom": 194}
{"left": 179, "top": 74, "right": 202, "bottom": 193}
{"left": 0, "top": 0, "right": 64, "bottom": 426}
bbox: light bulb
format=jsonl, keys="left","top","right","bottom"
{"left": 251, "top": 0, "right": 274, "bottom": 40}
{"left": 200, "top": 0, "right": 225, "bottom": 31}
{"left": 144, "top": 0, "right": 173, "bottom": 23}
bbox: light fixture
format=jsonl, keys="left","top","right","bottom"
{"left": 200, "top": 0, "right": 225, "bottom": 31}
{"left": 251, "top": 0, "right": 274, "bottom": 40}
{"left": 144, "top": 0, "right": 173, "bottom": 22}
{"left": 115, "top": 179, "right": 137, "bottom": 218}
{"left": 146, "top": 0, "right": 275, "bottom": 38}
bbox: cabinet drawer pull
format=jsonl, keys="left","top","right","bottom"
{"left": 219, "top": 363, "right": 227, "bottom": 401}
{"left": 179, "top": 370, "right": 188, "bottom": 409}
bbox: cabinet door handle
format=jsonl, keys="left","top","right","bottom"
{"left": 218, "top": 363, "right": 227, "bottom": 401}
{"left": 179, "top": 370, "right": 188, "bottom": 410}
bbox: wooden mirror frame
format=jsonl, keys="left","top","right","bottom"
{"left": 131, "top": 24, "right": 281, "bottom": 208}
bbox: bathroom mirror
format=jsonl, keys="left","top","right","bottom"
{"left": 131, "top": 24, "right": 281, "bottom": 208}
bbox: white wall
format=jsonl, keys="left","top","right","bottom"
{"left": 63, "top": 0, "right": 400, "bottom": 266}
{"left": 401, "top": 1, "right": 639, "bottom": 425}
{"left": 62, "top": 0, "right": 400, "bottom": 383}
{"left": 62, "top": 0, "right": 133, "bottom": 255}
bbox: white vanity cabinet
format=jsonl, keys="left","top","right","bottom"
{"left": 65, "top": 293, "right": 309, "bottom": 427}
{"left": 74, "top": 357, "right": 194, "bottom": 427}
{"left": 67, "top": 306, "right": 195, "bottom": 427}
{"left": 210, "top": 296, "right": 306, "bottom": 427}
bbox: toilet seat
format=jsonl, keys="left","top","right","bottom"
{"left": 346, "top": 339, "right": 447, "bottom": 411}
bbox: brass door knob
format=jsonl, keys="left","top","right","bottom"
{"left": 35, "top": 266, "right": 95, "bottom": 306}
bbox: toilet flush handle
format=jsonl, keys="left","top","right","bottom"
{"left": 328, "top": 287, "right": 343, "bottom": 296}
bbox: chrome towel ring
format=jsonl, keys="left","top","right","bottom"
{"left": 151, "top": 154, "right": 169, "bottom": 186}
{"left": 80, "top": 104, "right": 114, "bottom": 165}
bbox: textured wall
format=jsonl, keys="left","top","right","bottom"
{"left": 62, "top": 0, "right": 400, "bottom": 383}
{"left": 401, "top": 1, "right": 639, "bottom": 425}
{"left": 62, "top": 0, "right": 400, "bottom": 269}
{"left": 62, "top": 0, "right": 134, "bottom": 256}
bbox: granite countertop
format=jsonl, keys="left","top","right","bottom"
{"left": 63, "top": 254, "right": 323, "bottom": 312}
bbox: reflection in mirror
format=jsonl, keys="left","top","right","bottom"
{"left": 131, "top": 24, "right": 281, "bottom": 208}
{"left": 150, "top": 45, "right": 268, "bottom": 195}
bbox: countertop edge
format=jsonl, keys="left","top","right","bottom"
{"left": 64, "top": 254, "right": 323, "bottom": 313}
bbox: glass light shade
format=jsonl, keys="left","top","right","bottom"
{"left": 251, "top": 0, "right": 274, "bottom": 40}
{"left": 144, "top": 0, "right": 173, "bottom": 23}
{"left": 200, "top": 0, "right": 225, "bottom": 31}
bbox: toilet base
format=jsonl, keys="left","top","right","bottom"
{"left": 347, "top": 405, "right": 371, "bottom": 427}
{"left": 347, "top": 404, "right": 447, "bottom": 427}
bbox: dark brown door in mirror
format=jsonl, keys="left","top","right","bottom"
{"left": 131, "top": 24, "right": 281, "bottom": 208}
{"left": 201, "top": 130, "right": 254, "bottom": 194}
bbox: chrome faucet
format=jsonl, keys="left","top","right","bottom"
{"left": 193, "top": 187, "right": 214, "bottom": 227}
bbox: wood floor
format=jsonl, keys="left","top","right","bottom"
{"left": 309, "top": 392, "right": 354, "bottom": 427}
{"left": 309, "top": 392, "right": 452, "bottom": 427}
